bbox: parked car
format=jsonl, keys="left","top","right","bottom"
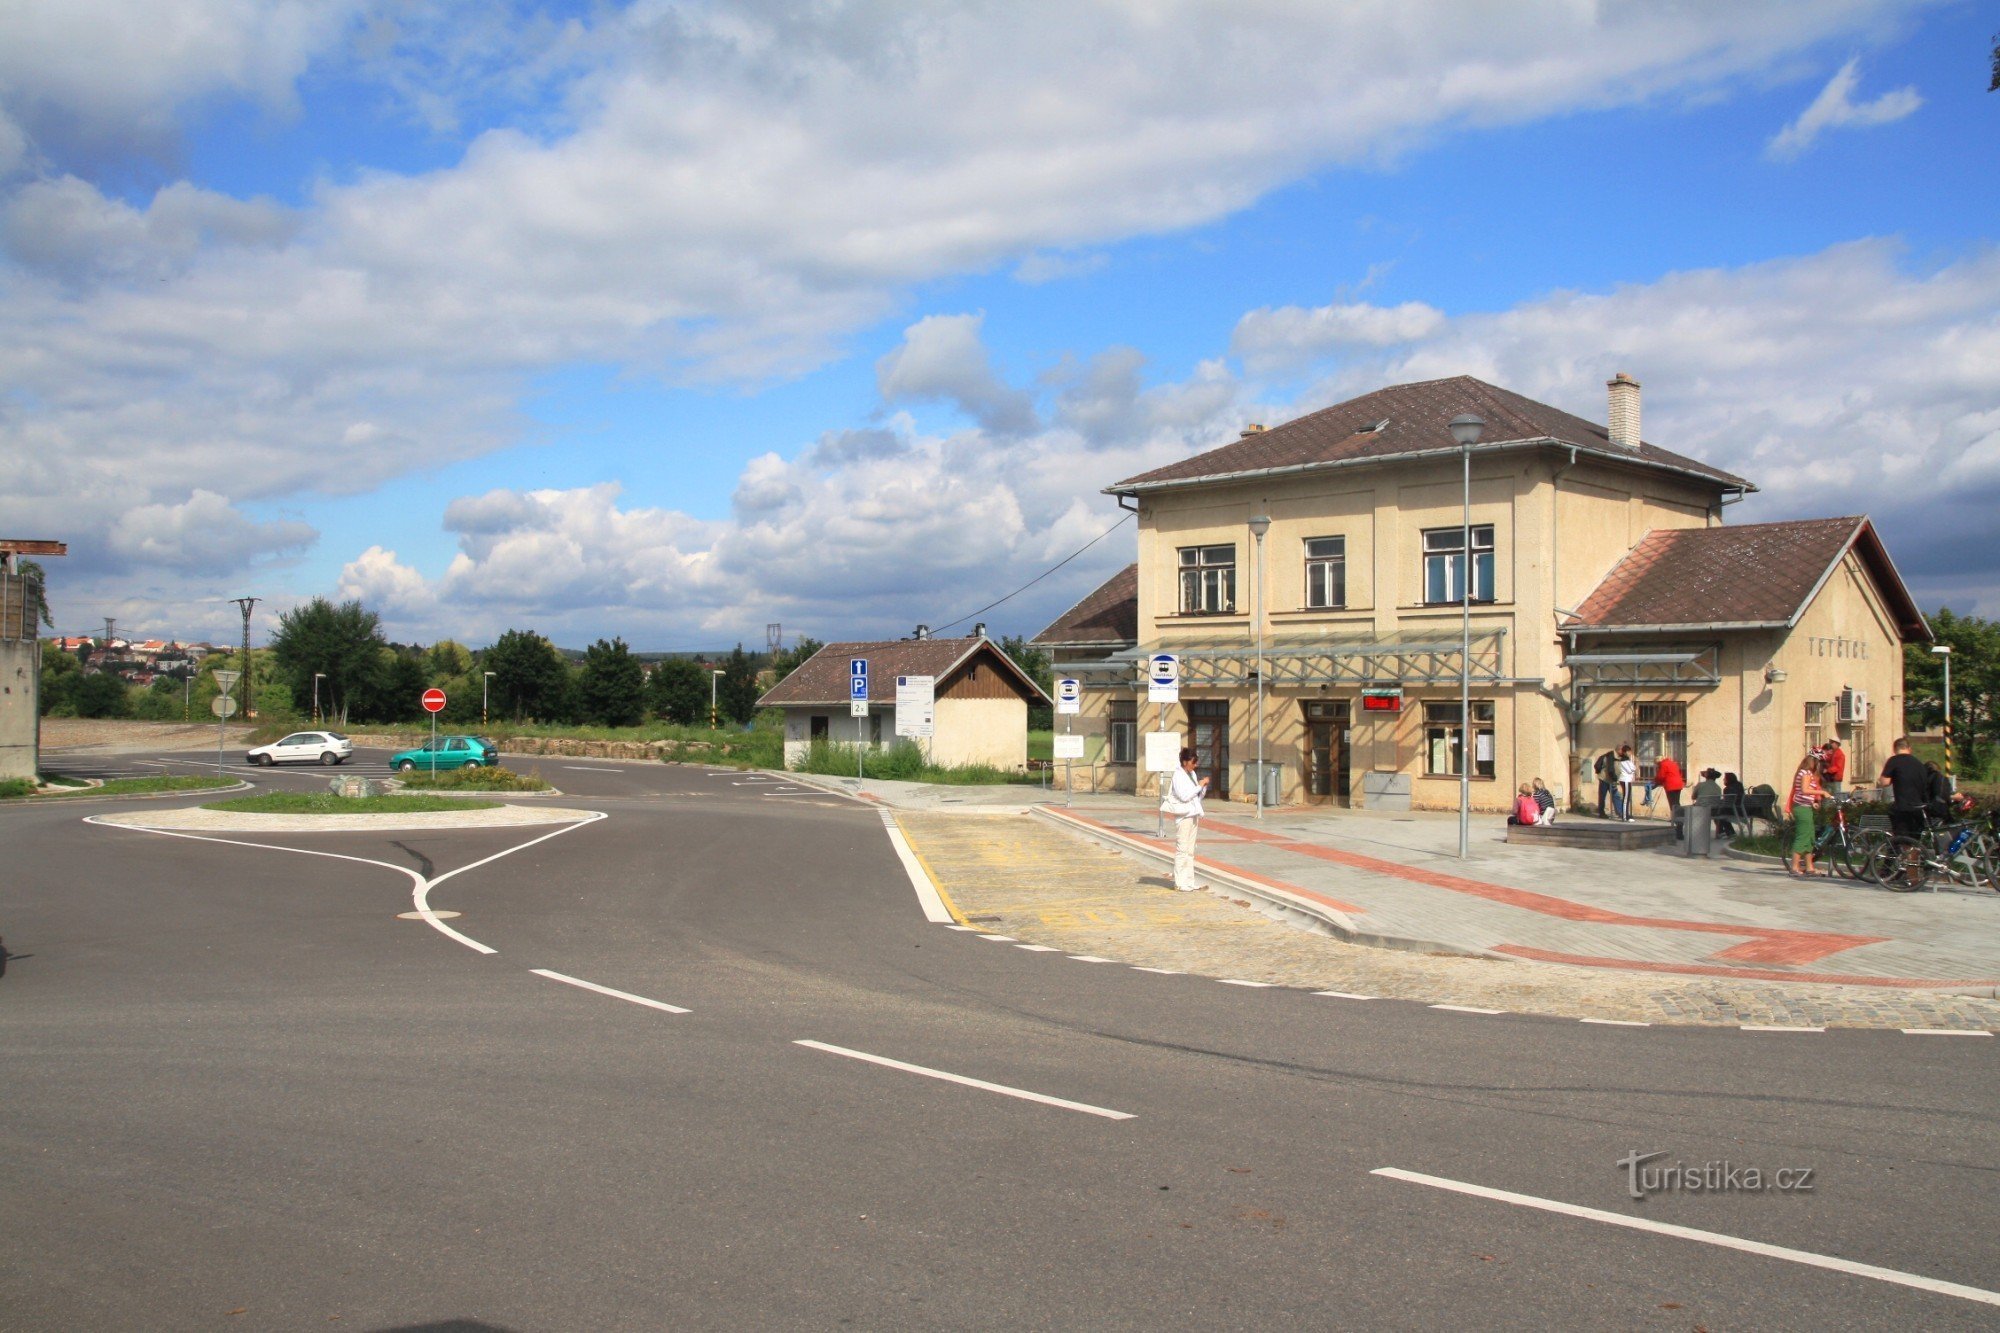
{"left": 246, "top": 731, "right": 353, "bottom": 766}
{"left": 390, "top": 735, "right": 500, "bottom": 773}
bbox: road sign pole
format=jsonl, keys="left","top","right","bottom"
{"left": 430, "top": 710, "right": 437, "bottom": 778}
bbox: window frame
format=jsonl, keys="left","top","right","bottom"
{"left": 1108, "top": 700, "right": 1137, "bottom": 765}
{"left": 1304, "top": 535, "right": 1347, "bottom": 610}
{"left": 1423, "top": 700, "right": 1496, "bottom": 779}
{"left": 1177, "top": 543, "right": 1238, "bottom": 615}
{"left": 1633, "top": 701, "right": 1689, "bottom": 782}
{"left": 1422, "top": 524, "right": 1496, "bottom": 605}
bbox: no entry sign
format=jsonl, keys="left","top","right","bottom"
{"left": 422, "top": 688, "right": 447, "bottom": 713}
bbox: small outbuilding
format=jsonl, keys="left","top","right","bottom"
{"left": 760, "top": 635, "right": 1049, "bottom": 771}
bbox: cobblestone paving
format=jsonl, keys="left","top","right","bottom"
{"left": 897, "top": 812, "right": 2000, "bottom": 1032}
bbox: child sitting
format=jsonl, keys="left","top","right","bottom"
{"left": 1530, "top": 777, "right": 1557, "bottom": 825}
{"left": 1509, "top": 783, "right": 1540, "bottom": 826}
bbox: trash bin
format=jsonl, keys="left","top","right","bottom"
{"left": 1683, "top": 800, "right": 1715, "bottom": 857}
{"left": 1240, "top": 761, "right": 1284, "bottom": 807}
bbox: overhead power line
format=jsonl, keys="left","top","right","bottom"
{"left": 931, "top": 512, "right": 1134, "bottom": 635}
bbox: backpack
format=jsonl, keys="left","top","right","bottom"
{"left": 1593, "top": 751, "right": 1616, "bottom": 781}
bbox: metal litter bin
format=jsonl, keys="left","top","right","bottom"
{"left": 1240, "top": 761, "right": 1284, "bottom": 807}
{"left": 1683, "top": 800, "right": 1715, "bottom": 857}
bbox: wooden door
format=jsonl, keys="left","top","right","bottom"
{"left": 1188, "top": 700, "right": 1229, "bottom": 799}
{"left": 1302, "top": 700, "right": 1351, "bottom": 806}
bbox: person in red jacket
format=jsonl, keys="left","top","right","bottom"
{"left": 1820, "top": 738, "right": 1847, "bottom": 795}
{"left": 1654, "top": 754, "right": 1686, "bottom": 818}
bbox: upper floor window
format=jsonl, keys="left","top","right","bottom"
{"left": 1304, "top": 536, "right": 1346, "bottom": 609}
{"left": 1423, "top": 525, "right": 1495, "bottom": 605}
{"left": 1178, "top": 544, "right": 1236, "bottom": 614}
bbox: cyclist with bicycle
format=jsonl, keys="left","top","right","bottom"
{"left": 1877, "top": 737, "right": 1929, "bottom": 841}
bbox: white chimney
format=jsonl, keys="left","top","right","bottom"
{"left": 1606, "top": 372, "right": 1641, "bottom": 450}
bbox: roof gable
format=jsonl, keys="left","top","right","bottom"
{"left": 1032, "top": 563, "right": 1137, "bottom": 647}
{"left": 1109, "top": 375, "right": 1750, "bottom": 494}
{"left": 1567, "top": 516, "right": 1929, "bottom": 639}
{"left": 759, "top": 638, "right": 1050, "bottom": 707}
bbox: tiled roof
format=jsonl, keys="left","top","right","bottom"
{"left": 1109, "top": 375, "right": 1751, "bottom": 493}
{"left": 759, "top": 637, "right": 1049, "bottom": 706}
{"left": 1032, "top": 563, "right": 1137, "bottom": 647}
{"left": 1567, "top": 516, "right": 1928, "bottom": 638}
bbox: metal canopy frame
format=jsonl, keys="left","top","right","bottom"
{"left": 1066, "top": 629, "right": 1509, "bottom": 690}
{"left": 1564, "top": 644, "right": 1722, "bottom": 689}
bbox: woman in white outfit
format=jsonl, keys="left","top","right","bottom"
{"left": 1162, "top": 746, "right": 1209, "bottom": 892}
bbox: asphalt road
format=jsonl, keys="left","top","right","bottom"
{"left": 5, "top": 748, "right": 1998, "bottom": 1330}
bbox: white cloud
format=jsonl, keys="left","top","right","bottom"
{"left": 1767, "top": 57, "right": 1921, "bottom": 160}
{"left": 876, "top": 313, "right": 1039, "bottom": 436}
{"left": 106, "top": 488, "right": 316, "bottom": 572}
{"left": 1232, "top": 300, "right": 1447, "bottom": 374}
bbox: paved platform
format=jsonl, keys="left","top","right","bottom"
{"left": 790, "top": 771, "right": 2000, "bottom": 995}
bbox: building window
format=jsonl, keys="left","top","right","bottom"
{"left": 1802, "top": 701, "right": 1827, "bottom": 755}
{"left": 1109, "top": 700, "right": 1137, "bottom": 764}
{"left": 1305, "top": 536, "right": 1346, "bottom": 609}
{"left": 1422, "top": 525, "right": 1495, "bottom": 605}
{"left": 1178, "top": 544, "right": 1236, "bottom": 614}
{"left": 1424, "top": 700, "right": 1495, "bottom": 778}
{"left": 1633, "top": 702, "right": 1688, "bottom": 781}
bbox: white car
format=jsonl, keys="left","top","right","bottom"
{"left": 246, "top": 731, "right": 354, "bottom": 767}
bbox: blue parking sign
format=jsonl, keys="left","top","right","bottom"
{"left": 850, "top": 657, "right": 868, "bottom": 699}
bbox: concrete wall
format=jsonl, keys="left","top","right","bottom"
{"left": 780, "top": 705, "right": 892, "bottom": 768}
{"left": 779, "top": 696, "right": 1029, "bottom": 771}
{"left": 0, "top": 639, "right": 39, "bottom": 781}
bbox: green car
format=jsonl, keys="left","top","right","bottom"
{"left": 391, "top": 735, "right": 500, "bottom": 773}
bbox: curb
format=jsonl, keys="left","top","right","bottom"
{"left": 1031, "top": 805, "right": 1494, "bottom": 960}
{"left": 12, "top": 778, "right": 256, "bottom": 804}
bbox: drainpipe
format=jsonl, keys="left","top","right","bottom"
{"left": 1552, "top": 446, "right": 1579, "bottom": 803}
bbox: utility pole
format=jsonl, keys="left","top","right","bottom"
{"left": 102, "top": 617, "right": 116, "bottom": 664}
{"left": 231, "top": 597, "right": 258, "bottom": 719}
{"left": 767, "top": 622, "right": 782, "bottom": 654}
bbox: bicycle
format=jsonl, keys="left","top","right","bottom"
{"left": 1865, "top": 812, "right": 2000, "bottom": 894}
{"left": 1776, "top": 794, "right": 1883, "bottom": 880}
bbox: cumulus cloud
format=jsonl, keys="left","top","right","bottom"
{"left": 1767, "top": 57, "right": 1921, "bottom": 160}
{"left": 1232, "top": 300, "right": 1447, "bottom": 374}
{"left": 105, "top": 489, "right": 316, "bottom": 572}
{"left": 876, "top": 313, "right": 1040, "bottom": 436}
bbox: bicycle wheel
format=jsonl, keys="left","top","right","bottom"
{"left": 1832, "top": 828, "right": 1881, "bottom": 881}
{"left": 1866, "top": 836, "right": 1928, "bottom": 892}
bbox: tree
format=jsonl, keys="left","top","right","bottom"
{"left": 269, "top": 598, "right": 387, "bottom": 724}
{"left": 1905, "top": 609, "right": 2000, "bottom": 778}
{"left": 39, "top": 645, "right": 80, "bottom": 716}
{"left": 74, "top": 671, "right": 129, "bottom": 719}
{"left": 717, "top": 644, "right": 762, "bottom": 725}
{"left": 649, "top": 657, "right": 708, "bottom": 726}
{"left": 769, "top": 636, "right": 824, "bottom": 682}
{"left": 485, "top": 629, "right": 571, "bottom": 723}
{"left": 426, "top": 640, "right": 474, "bottom": 677}
{"left": 577, "top": 637, "right": 647, "bottom": 727}
{"left": 16, "top": 559, "right": 54, "bottom": 629}
{"left": 350, "top": 650, "right": 431, "bottom": 723}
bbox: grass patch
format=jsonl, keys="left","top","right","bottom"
{"left": 208, "top": 792, "right": 500, "bottom": 815}
{"left": 792, "top": 741, "right": 1043, "bottom": 786}
{"left": 3, "top": 775, "right": 237, "bottom": 799}
{"left": 1731, "top": 834, "right": 1787, "bottom": 857}
{"left": 397, "top": 765, "right": 550, "bottom": 792}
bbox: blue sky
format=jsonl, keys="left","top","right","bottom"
{"left": 4, "top": 1, "right": 1996, "bottom": 650}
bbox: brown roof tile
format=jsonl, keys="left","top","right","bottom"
{"left": 1109, "top": 375, "right": 1750, "bottom": 493}
{"left": 759, "top": 638, "right": 1048, "bottom": 707}
{"left": 1567, "top": 516, "right": 1926, "bottom": 637}
{"left": 1031, "top": 563, "right": 1137, "bottom": 647}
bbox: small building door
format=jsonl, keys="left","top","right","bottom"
{"left": 1188, "top": 699, "right": 1229, "bottom": 799}
{"left": 1302, "top": 700, "right": 1351, "bottom": 806}
{"left": 809, "top": 715, "right": 830, "bottom": 743}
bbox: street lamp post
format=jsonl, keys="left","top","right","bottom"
{"left": 710, "top": 669, "right": 726, "bottom": 729}
{"left": 1932, "top": 644, "right": 1954, "bottom": 791}
{"left": 1249, "top": 513, "right": 1271, "bottom": 819}
{"left": 483, "top": 671, "right": 496, "bottom": 726}
{"left": 312, "top": 672, "right": 325, "bottom": 725}
{"left": 1448, "top": 413, "right": 1486, "bottom": 860}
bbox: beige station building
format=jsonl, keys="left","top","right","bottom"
{"left": 1033, "top": 374, "right": 1929, "bottom": 812}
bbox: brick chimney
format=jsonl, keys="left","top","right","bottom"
{"left": 1239, "top": 423, "right": 1266, "bottom": 438}
{"left": 1606, "top": 372, "right": 1641, "bottom": 449}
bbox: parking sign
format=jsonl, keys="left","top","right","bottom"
{"left": 850, "top": 657, "right": 868, "bottom": 701}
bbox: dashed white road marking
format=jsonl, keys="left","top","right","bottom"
{"left": 1131, "top": 966, "right": 1183, "bottom": 975}
{"left": 1900, "top": 1028, "right": 1992, "bottom": 1037}
{"left": 943, "top": 924, "right": 980, "bottom": 932}
{"left": 530, "top": 969, "right": 689, "bottom": 1014}
{"left": 1068, "top": 955, "right": 1115, "bottom": 963}
{"left": 1372, "top": 1167, "right": 2000, "bottom": 1310}
{"left": 1315, "top": 991, "right": 1374, "bottom": 1000}
{"left": 1014, "top": 944, "right": 1061, "bottom": 952}
{"left": 978, "top": 934, "right": 1018, "bottom": 942}
{"left": 1431, "top": 1004, "right": 1504, "bottom": 1015}
{"left": 1218, "top": 979, "right": 1273, "bottom": 987}
{"left": 1741, "top": 1025, "right": 1825, "bottom": 1033}
{"left": 561, "top": 765, "right": 626, "bottom": 773}
{"left": 1581, "top": 1018, "right": 1651, "bottom": 1027}
{"left": 794, "top": 1040, "right": 1134, "bottom": 1121}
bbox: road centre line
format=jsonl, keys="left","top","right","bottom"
{"left": 793, "top": 1040, "right": 1134, "bottom": 1121}
{"left": 530, "top": 968, "right": 689, "bottom": 1013}
{"left": 1371, "top": 1167, "right": 2000, "bottom": 1310}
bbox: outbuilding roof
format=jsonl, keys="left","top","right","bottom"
{"left": 1565, "top": 516, "right": 1929, "bottom": 640}
{"left": 1109, "top": 375, "right": 1751, "bottom": 494}
{"left": 1031, "top": 563, "right": 1138, "bottom": 648}
{"left": 759, "top": 637, "right": 1050, "bottom": 707}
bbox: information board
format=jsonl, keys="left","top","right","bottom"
{"left": 894, "top": 674, "right": 935, "bottom": 738}
{"left": 1144, "top": 730, "right": 1183, "bottom": 774}
{"left": 1053, "top": 733, "right": 1085, "bottom": 760}
{"left": 1147, "top": 654, "right": 1180, "bottom": 705}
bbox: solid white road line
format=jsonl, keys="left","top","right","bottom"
{"left": 530, "top": 969, "right": 689, "bottom": 1014}
{"left": 1431, "top": 1004, "right": 1504, "bottom": 1015}
{"left": 1371, "top": 1167, "right": 2000, "bottom": 1310}
{"left": 1581, "top": 1018, "right": 1651, "bottom": 1026}
{"left": 1741, "top": 1025, "right": 1825, "bottom": 1033}
{"left": 793, "top": 1040, "right": 1134, "bottom": 1121}
{"left": 1314, "top": 991, "right": 1374, "bottom": 1000}
{"left": 879, "top": 812, "right": 953, "bottom": 924}
{"left": 561, "top": 765, "right": 626, "bottom": 773}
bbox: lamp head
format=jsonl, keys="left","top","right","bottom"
{"left": 1248, "top": 514, "right": 1271, "bottom": 540}
{"left": 1449, "top": 414, "right": 1486, "bottom": 447}
{"left": 1932, "top": 645, "right": 1953, "bottom": 656}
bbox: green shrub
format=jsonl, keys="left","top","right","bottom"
{"left": 208, "top": 792, "right": 499, "bottom": 815}
{"left": 397, "top": 765, "right": 550, "bottom": 792}
{"left": 0, "top": 778, "right": 35, "bottom": 799}
{"left": 792, "top": 740, "right": 1041, "bottom": 786}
